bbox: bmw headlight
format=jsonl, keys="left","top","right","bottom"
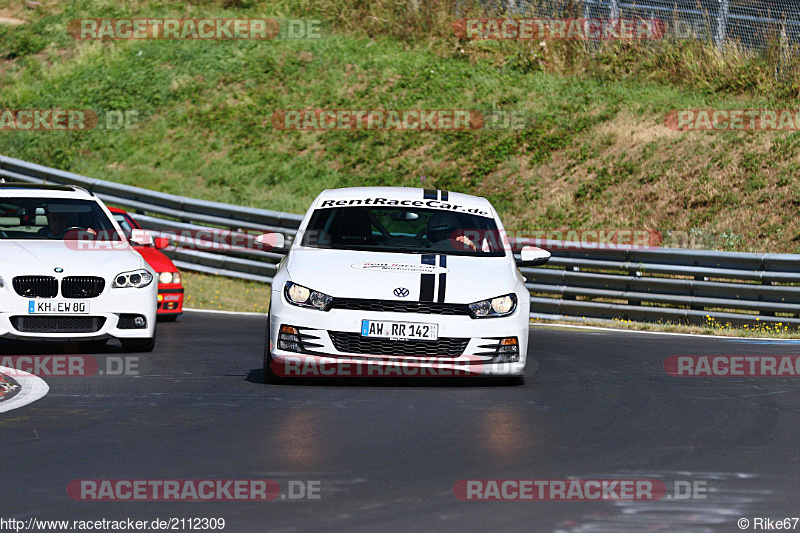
{"left": 113, "top": 269, "right": 154, "bottom": 289}
{"left": 284, "top": 281, "right": 332, "bottom": 311}
{"left": 469, "top": 294, "right": 517, "bottom": 318}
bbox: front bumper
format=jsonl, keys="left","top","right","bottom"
{"left": 157, "top": 286, "right": 184, "bottom": 315}
{"left": 269, "top": 299, "right": 528, "bottom": 377}
{"left": 0, "top": 285, "right": 157, "bottom": 342}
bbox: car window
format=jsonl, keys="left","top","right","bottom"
{"left": 0, "top": 198, "right": 121, "bottom": 240}
{"left": 112, "top": 213, "right": 135, "bottom": 240}
{"left": 301, "top": 206, "right": 506, "bottom": 257}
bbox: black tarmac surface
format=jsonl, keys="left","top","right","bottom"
{"left": 2, "top": 311, "right": 799, "bottom": 532}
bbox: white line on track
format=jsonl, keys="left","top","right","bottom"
{"left": 531, "top": 322, "right": 799, "bottom": 341}
{"left": 0, "top": 366, "right": 49, "bottom": 413}
{"left": 184, "top": 308, "right": 266, "bottom": 316}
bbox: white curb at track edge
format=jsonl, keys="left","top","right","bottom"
{"left": 0, "top": 366, "right": 48, "bottom": 413}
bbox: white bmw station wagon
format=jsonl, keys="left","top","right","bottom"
{"left": 264, "top": 187, "right": 550, "bottom": 384}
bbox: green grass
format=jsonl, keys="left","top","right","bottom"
{"left": 182, "top": 271, "right": 271, "bottom": 313}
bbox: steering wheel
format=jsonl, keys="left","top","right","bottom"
{"left": 59, "top": 226, "right": 91, "bottom": 238}
{"left": 0, "top": 230, "right": 7, "bottom": 238}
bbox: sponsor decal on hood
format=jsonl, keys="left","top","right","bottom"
{"left": 351, "top": 262, "right": 448, "bottom": 274}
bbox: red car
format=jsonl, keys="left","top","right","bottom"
{"left": 109, "top": 207, "right": 184, "bottom": 321}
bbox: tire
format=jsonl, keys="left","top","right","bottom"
{"left": 121, "top": 336, "right": 156, "bottom": 353}
{"left": 158, "top": 314, "right": 178, "bottom": 322}
{"left": 262, "top": 310, "right": 282, "bottom": 384}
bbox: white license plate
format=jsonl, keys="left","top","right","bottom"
{"left": 28, "top": 300, "right": 90, "bottom": 314}
{"left": 361, "top": 320, "right": 438, "bottom": 341}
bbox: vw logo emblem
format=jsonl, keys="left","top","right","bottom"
{"left": 54, "top": 267, "right": 64, "bottom": 273}
{"left": 393, "top": 287, "right": 410, "bottom": 298}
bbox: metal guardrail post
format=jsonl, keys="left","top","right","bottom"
{"left": 778, "top": 23, "right": 790, "bottom": 78}
{"left": 715, "top": 0, "right": 730, "bottom": 49}
{"left": 609, "top": 0, "right": 619, "bottom": 20}
{"left": 627, "top": 269, "right": 641, "bottom": 307}
{"left": 691, "top": 274, "right": 706, "bottom": 310}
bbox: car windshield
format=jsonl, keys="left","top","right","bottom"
{"left": 0, "top": 198, "right": 121, "bottom": 241}
{"left": 301, "top": 206, "right": 506, "bottom": 257}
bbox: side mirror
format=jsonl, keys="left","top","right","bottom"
{"left": 517, "top": 246, "right": 550, "bottom": 267}
{"left": 154, "top": 237, "right": 169, "bottom": 250}
{"left": 255, "top": 232, "right": 285, "bottom": 250}
{"left": 130, "top": 229, "right": 153, "bottom": 246}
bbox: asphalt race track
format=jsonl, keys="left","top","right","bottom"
{"left": 2, "top": 311, "right": 799, "bottom": 532}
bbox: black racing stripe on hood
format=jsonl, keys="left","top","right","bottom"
{"left": 440, "top": 190, "right": 449, "bottom": 201}
{"left": 423, "top": 189, "right": 437, "bottom": 200}
{"left": 437, "top": 255, "right": 447, "bottom": 303}
{"left": 420, "top": 254, "right": 436, "bottom": 302}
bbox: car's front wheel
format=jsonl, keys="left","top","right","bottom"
{"left": 262, "top": 310, "right": 282, "bottom": 384}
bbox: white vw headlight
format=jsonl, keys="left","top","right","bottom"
{"left": 469, "top": 294, "right": 517, "bottom": 318}
{"left": 284, "top": 281, "right": 332, "bottom": 311}
{"left": 113, "top": 269, "right": 154, "bottom": 289}
{"left": 491, "top": 295, "right": 515, "bottom": 314}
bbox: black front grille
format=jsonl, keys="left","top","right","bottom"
{"left": 10, "top": 316, "right": 106, "bottom": 333}
{"left": 329, "top": 331, "right": 469, "bottom": 357}
{"left": 330, "top": 298, "right": 471, "bottom": 316}
{"left": 12, "top": 276, "right": 58, "bottom": 298}
{"left": 61, "top": 277, "right": 105, "bottom": 298}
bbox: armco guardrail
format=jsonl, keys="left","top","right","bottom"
{"left": 0, "top": 154, "right": 300, "bottom": 285}
{"left": 2, "top": 154, "right": 799, "bottom": 329}
{"left": 519, "top": 246, "right": 800, "bottom": 328}
{"left": 0, "top": 155, "right": 303, "bottom": 234}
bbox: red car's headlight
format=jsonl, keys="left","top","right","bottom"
{"left": 158, "top": 272, "right": 181, "bottom": 284}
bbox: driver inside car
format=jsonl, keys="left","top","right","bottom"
{"left": 37, "top": 210, "right": 97, "bottom": 238}
{"left": 425, "top": 212, "right": 478, "bottom": 252}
